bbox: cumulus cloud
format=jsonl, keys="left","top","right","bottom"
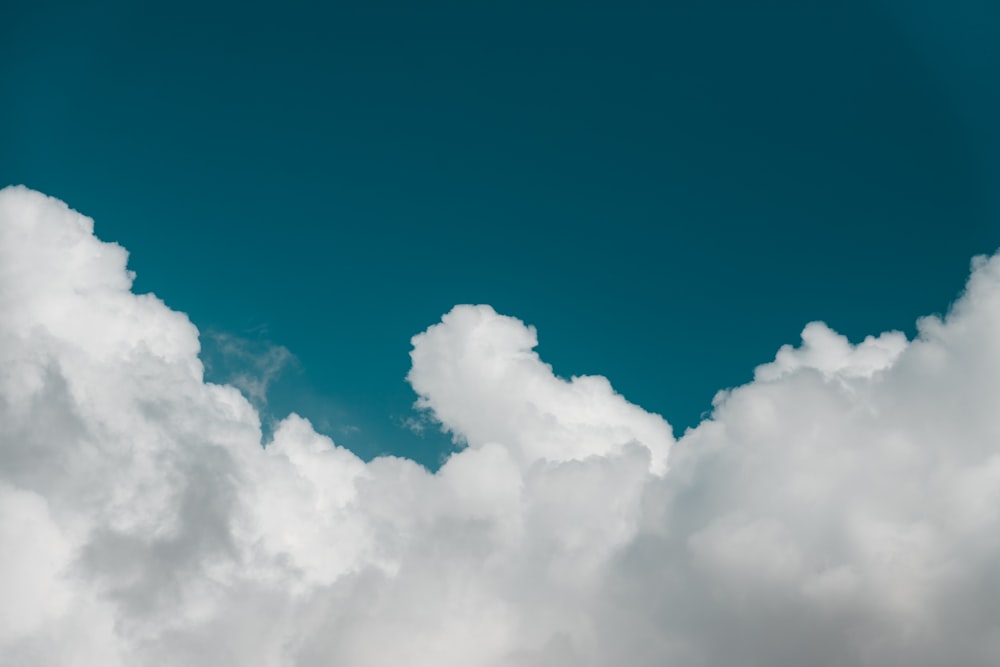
{"left": 1, "top": 185, "right": 999, "bottom": 665}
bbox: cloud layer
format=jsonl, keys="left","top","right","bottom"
{"left": 2, "top": 185, "right": 999, "bottom": 665}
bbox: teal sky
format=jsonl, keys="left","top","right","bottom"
{"left": 3, "top": 1, "right": 999, "bottom": 467}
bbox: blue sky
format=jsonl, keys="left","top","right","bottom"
{"left": 3, "top": 0, "right": 999, "bottom": 467}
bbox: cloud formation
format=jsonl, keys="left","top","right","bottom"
{"left": 1, "top": 185, "right": 999, "bottom": 665}
{"left": 203, "top": 331, "right": 295, "bottom": 409}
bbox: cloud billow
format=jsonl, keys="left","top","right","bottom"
{"left": 1, "top": 185, "right": 998, "bottom": 665}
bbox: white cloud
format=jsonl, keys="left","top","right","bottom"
{"left": 1, "top": 185, "right": 999, "bottom": 665}
{"left": 408, "top": 304, "right": 673, "bottom": 473}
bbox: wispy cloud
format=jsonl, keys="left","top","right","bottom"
{"left": 203, "top": 330, "right": 296, "bottom": 408}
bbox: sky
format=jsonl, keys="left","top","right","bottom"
{"left": 3, "top": 2, "right": 1000, "bottom": 665}
{"left": 4, "top": 0, "right": 1000, "bottom": 465}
